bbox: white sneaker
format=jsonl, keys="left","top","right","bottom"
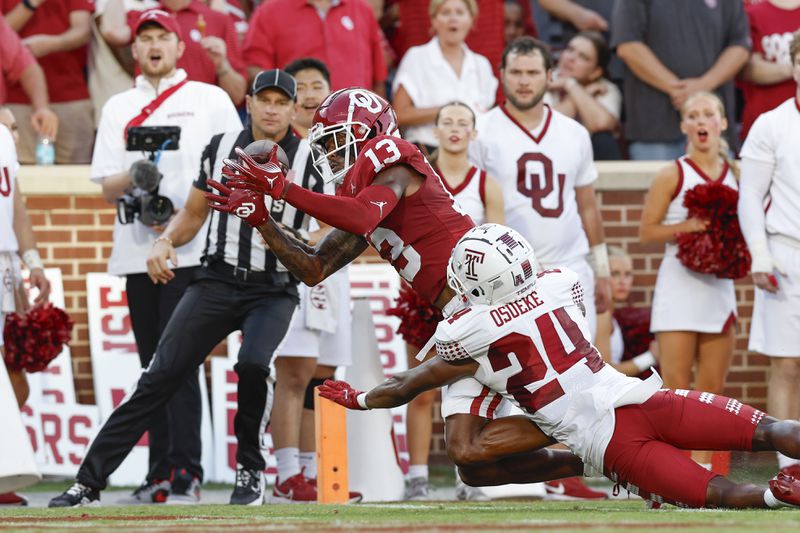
{"left": 455, "top": 479, "right": 489, "bottom": 501}
{"left": 404, "top": 477, "right": 431, "bottom": 501}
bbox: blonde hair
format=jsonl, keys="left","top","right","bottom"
{"left": 681, "top": 91, "right": 739, "bottom": 179}
{"left": 429, "top": 0, "right": 478, "bottom": 19}
{"left": 791, "top": 29, "right": 800, "bottom": 63}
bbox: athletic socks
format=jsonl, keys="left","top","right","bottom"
{"left": 275, "top": 447, "right": 300, "bottom": 483}
{"left": 777, "top": 452, "right": 798, "bottom": 470}
{"left": 299, "top": 452, "right": 316, "bottom": 480}
{"left": 408, "top": 464, "right": 429, "bottom": 480}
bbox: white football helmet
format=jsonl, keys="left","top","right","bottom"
{"left": 447, "top": 224, "right": 537, "bottom": 306}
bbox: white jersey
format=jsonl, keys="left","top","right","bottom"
{"left": 0, "top": 125, "right": 19, "bottom": 252}
{"left": 740, "top": 97, "right": 800, "bottom": 242}
{"left": 434, "top": 268, "right": 660, "bottom": 472}
{"left": 470, "top": 105, "right": 597, "bottom": 264}
{"left": 663, "top": 156, "right": 739, "bottom": 256}
{"left": 441, "top": 166, "right": 487, "bottom": 226}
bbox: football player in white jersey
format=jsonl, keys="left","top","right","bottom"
{"left": 639, "top": 92, "right": 739, "bottom": 471}
{"left": 0, "top": 107, "right": 50, "bottom": 506}
{"left": 467, "top": 35, "right": 610, "bottom": 500}
{"left": 320, "top": 224, "right": 800, "bottom": 510}
{"left": 739, "top": 30, "right": 800, "bottom": 479}
{"left": 469, "top": 37, "right": 611, "bottom": 339}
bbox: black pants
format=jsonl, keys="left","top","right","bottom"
{"left": 78, "top": 267, "right": 298, "bottom": 490}
{"left": 126, "top": 268, "right": 201, "bottom": 482}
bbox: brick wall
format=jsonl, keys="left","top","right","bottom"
{"left": 18, "top": 164, "right": 768, "bottom": 461}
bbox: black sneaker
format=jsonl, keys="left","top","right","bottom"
{"left": 229, "top": 465, "right": 264, "bottom": 505}
{"left": 119, "top": 479, "right": 171, "bottom": 504}
{"left": 48, "top": 483, "right": 100, "bottom": 508}
{"left": 165, "top": 469, "right": 201, "bottom": 505}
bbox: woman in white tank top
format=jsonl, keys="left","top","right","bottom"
{"left": 399, "top": 102, "right": 504, "bottom": 501}
{"left": 639, "top": 92, "right": 739, "bottom": 469}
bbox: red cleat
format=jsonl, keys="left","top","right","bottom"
{"left": 0, "top": 492, "right": 28, "bottom": 506}
{"left": 780, "top": 463, "right": 800, "bottom": 480}
{"left": 306, "top": 476, "right": 363, "bottom": 503}
{"left": 270, "top": 473, "right": 317, "bottom": 503}
{"left": 545, "top": 477, "right": 608, "bottom": 500}
{"left": 769, "top": 472, "right": 800, "bottom": 507}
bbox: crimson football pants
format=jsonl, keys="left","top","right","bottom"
{"left": 604, "top": 389, "right": 764, "bottom": 508}
{"left": 77, "top": 268, "right": 297, "bottom": 490}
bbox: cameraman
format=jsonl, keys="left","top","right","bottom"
{"left": 50, "top": 69, "right": 324, "bottom": 508}
{"left": 88, "top": 10, "right": 241, "bottom": 504}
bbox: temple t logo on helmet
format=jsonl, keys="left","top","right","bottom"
{"left": 308, "top": 87, "right": 398, "bottom": 185}
{"left": 447, "top": 224, "right": 538, "bottom": 306}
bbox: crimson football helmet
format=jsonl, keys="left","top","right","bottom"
{"left": 308, "top": 87, "right": 398, "bottom": 184}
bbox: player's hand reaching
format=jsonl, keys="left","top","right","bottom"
{"left": 317, "top": 380, "right": 369, "bottom": 410}
{"left": 206, "top": 178, "right": 269, "bottom": 227}
{"left": 222, "top": 145, "right": 291, "bottom": 201}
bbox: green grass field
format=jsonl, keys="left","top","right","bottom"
{"left": 2, "top": 501, "right": 800, "bottom": 532}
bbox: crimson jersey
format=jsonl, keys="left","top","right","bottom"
{"left": 339, "top": 135, "right": 474, "bottom": 303}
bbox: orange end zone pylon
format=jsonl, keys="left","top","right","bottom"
{"left": 314, "top": 387, "right": 350, "bottom": 503}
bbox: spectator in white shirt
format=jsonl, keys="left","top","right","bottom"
{"left": 392, "top": 0, "right": 497, "bottom": 153}
{"left": 546, "top": 30, "right": 621, "bottom": 159}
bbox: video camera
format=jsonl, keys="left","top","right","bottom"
{"left": 117, "top": 126, "right": 181, "bottom": 227}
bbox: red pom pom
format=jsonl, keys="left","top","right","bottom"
{"left": 676, "top": 181, "right": 751, "bottom": 279}
{"left": 386, "top": 283, "right": 442, "bottom": 349}
{"left": 3, "top": 304, "right": 73, "bottom": 373}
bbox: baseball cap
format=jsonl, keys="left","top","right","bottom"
{"left": 134, "top": 9, "right": 181, "bottom": 37}
{"left": 251, "top": 69, "right": 297, "bottom": 100}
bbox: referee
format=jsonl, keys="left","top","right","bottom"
{"left": 49, "top": 70, "right": 324, "bottom": 507}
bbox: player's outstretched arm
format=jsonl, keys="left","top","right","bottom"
{"left": 255, "top": 219, "right": 369, "bottom": 286}
{"left": 319, "top": 357, "right": 478, "bottom": 410}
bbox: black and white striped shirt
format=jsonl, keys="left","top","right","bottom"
{"left": 194, "top": 128, "right": 327, "bottom": 272}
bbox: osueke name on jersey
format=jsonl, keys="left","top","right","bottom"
{"left": 434, "top": 268, "right": 657, "bottom": 472}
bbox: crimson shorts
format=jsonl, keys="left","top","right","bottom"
{"left": 604, "top": 389, "right": 766, "bottom": 508}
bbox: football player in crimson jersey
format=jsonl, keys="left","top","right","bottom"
{"left": 206, "top": 87, "right": 581, "bottom": 482}
{"left": 320, "top": 224, "right": 800, "bottom": 510}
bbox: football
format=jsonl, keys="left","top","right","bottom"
{"left": 241, "top": 139, "right": 290, "bottom": 172}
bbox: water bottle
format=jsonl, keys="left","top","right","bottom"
{"left": 35, "top": 136, "right": 55, "bottom": 165}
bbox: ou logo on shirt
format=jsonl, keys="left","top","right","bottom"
{"left": 0, "top": 167, "right": 11, "bottom": 197}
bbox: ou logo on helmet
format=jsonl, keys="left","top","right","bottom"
{"left": 235, "top": 202, "right": 256, "bottom": 218}
{"left": 463, "top": 249, "right": 485, "bottom": 281}
{"left": 348, "top": 89, "right": 383, "bottom": 115}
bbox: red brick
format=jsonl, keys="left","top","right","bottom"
{"left": 605, "top": 225, "right": 639, "bottom": 238}
{"left": 75, "top": 197, "right": 114, "bottom": 210}
{"left": 77, "top": 230, "right": 114, "bottom": 242}
{"left": 600, "top": 209, "right": 621, "bottom": 222}
{"left": 53, "top": 246, "right": 98, "bottom": 259}
{"left": 79, "top": 262, "right": 107, "bottom": 275}
{"left": 48, "top": 262, "right": 74, "bottom": 275}
{"left": 51, "top": 213, "right": 95, "bottom": 225}
{"left": 25, "top": 196, "right": 73, "bottom": 210}
{"left": 29, "top": 213, "right": 47, "bottom": 226}
{"left": 98, "top": 213, "right": 116, "bottom": 225}
{"left": 625, "top": 209, "right": 643, "bottom": 223}
{"left": 600, "top": 191, "right": 646, "bottom": 205}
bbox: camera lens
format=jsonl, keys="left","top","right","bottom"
{"left": 144, "top": 196, "right": 174, "bottom": 226}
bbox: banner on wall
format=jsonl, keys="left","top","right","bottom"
{"left": 86, "top": 273, "right": 215, "bottom": 486}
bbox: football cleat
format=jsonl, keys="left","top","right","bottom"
{"left": 769, "top": 472, "right": 800, "bottom": 507}
{"left": 48, "top": 482, "right": 100, "bottom": 508}
{"left": 119, "top": 479, "right": 170, "bottom": 504}
{"left": 779, "top": 463, "right": 800, "bottom": 480}
{"left": 165, "top": 469, "right": 201, "bottom": 505}
{"left": 404, "top": 476, "right": 431, "bottom": 501}
{"left": 544, "top": 477, "right": 608, "bottom": 500}
{"left": 230, "top": 465, "right": 264, "bottom": 506}
{"left": 0, "top": 492, "right": 28, "bottom": 506}
{"left": 270, "top": 472, "right": 317, "bottom": 503}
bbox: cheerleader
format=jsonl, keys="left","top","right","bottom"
{"left": 395, "top": 102, "right": 503, "bottom": 501}
{"left": 639, "top": 91, "right": 738, "bottom": 469}
{"left": 594, "top": 246, "right": 658, "bottom": 377}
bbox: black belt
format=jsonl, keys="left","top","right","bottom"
{"left": 205, "top": 261, "right": 291, "bottom": 285}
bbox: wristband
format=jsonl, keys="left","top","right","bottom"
{"left": 22, "top": 0, "right": 37, "bottom": 11}
{"left": 22, "top": 249, "right": 44, "bottom": 270}
{"left": 632, "top": 351, "right": 656, "bottom": 373}
{"left": 356, "top": 392, "right": 370, "bottom": 410}
{"left": 589, "top": 243, "right": 610, "bottom": 278}
{"left": 748, "top": 240, "right": 774, "bottom": 273}
{"left": 154, "top": 236, "right": 173, "bottom": 247}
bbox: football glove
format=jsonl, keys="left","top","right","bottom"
{"left": 206, "top": 178, "right": 268, "bottom": 227}
{"left": 317, "top": 379, "right": 368, "bottom": 410}
{"left": 222, "top": 145, "right": 291, "bottom": 201}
